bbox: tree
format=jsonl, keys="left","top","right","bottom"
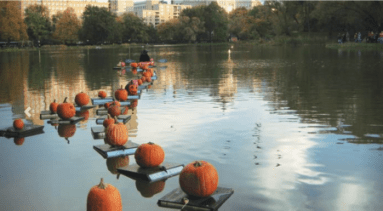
{"left": 0, "top": 1, "right": 28, "bottom": 41}
{"left": 228, "top": 7, "right": 259, "bottom": 40}
{"left": 157, "top": 18, "right": 182, "bottom": 41}
{"left": 24, "top": 4, "right": 52, "bottom": 43}
{"left": 79, "top": 5, "right": 121, "bottom": 44}
{"left": 52, "top": 8, "right": 81, "bottom": 44}
{"left": 119, "top": 12, "right": 148, "bottom": 43}
{"left": 180, "top": 16, "right": 204, "bottom": 42}
{"left": 204, "top": 2, "right": 229, "bottom": 41}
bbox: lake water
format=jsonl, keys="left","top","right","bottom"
{"left": 0, "top": 45, "right": 382, "bottom": 211}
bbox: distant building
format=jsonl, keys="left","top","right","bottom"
{"left": 19, "top": 0, "right": 108, "bottom": 19}
{"left": 171, "top": 0, "right": 261, "bottom": 12}
{"left": 109, "top": 0, "right": 134, "bottom": 15}
{"left": 134, "top": 0, "right": 191, "bottom": 26}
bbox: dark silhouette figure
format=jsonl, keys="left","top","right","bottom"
{"left": 139, "top": 50, "right": 150, "bottom": 62}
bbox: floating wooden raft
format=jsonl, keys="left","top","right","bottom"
{"left": 0, "top": 125, "right": 44, "bottom": 138}
{"left": 158, "top": 187, "right": 234, "bottom": 211}
{"left": 91, "top": 126, "right": 135, "bottom": 139}
{"left": 95, "top": 114, "right": 131, "bottom": 125}
{"left": 91, "top": 96, "right": 140, "bottom": 106}
{"left": 47, "top": 117, "right": 84, "bottom": 124}
{"left": 118, "top": 163, "right": 184, "bottom": 182}
{"left": 40, "top": 105, "right": 95, "bottom": 120}
{"left": 96, "top": 107, "right": 129, "bottom": 116}
{"left": 93, "top": 142, "right": 139, "bottom": 158}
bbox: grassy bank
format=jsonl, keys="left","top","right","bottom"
{"left": 326, "top": 42, "right": 383, "bottom": 51}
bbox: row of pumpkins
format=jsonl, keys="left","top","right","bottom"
{"left": 12, "top": 62, "right": 220, "bottom": 210}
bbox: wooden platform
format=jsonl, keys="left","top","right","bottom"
{"left": 157, "top": 187, "right": 234, "bottom": 211}
{"left": 117, "top": 163, "right": 184, "bottom": 182}
{"left": 91, "top": 97, "right": 140, "bottom": 106}
{"left": 0, "top": 125, "right": 44, "bottom": 138}
{"left": 93, "top": 142, "right": 138, "bottom": 158}
{"left": 40, "top": 111, "right": 58, "bottom": 119}
{"left": 95, "top": 115, "right": 131, "bottom": 124}
{"left": 47, "top": 117, "right": 84, "bottom": 124}
{"left": 75, "top": 105, "right": 96, "bottom": 111}
{"left": 96, "top": 107, "right": 127, "bottom": 116}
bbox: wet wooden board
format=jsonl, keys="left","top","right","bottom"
{"left": 95, "top": 115, "right": 131, "bottom": 124}
{"left": 0, "top": 125, "right": 44, "bottom": 138}
{"left": 91, "top": 97, "right": 140, "bottom": 106}
{"left": 157, "top": 187, "right": 234, "bottom": 211}
{"left": 47, "top": 117, "right": 84, "bottom": 124}
{"left": 117, "top": 163, "right": 184, "bottom": 182}
{"left": 93, "top": 142, "right": 139, "bottom": 158}
{"left": 75, "top": 105, "right": 96, "bottom": 111}
{"left": 91, "top": 126, "right": 135, "bottom": 139}
{"left": 96, "top": 107, "right": 127, "bottom": 116}
{"left": 40, "top": 110, "right": 58, "bottom": 119}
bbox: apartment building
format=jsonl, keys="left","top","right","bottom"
{"left": 171, "top": 0, "right": 261, "bottom": 12}
{"left": 134, "top": 0, "right": 191, "bottom": 26}
{"left": 20, "top": 0, "right": 108, "bottom": 19}
{"left": 109, "top": 0, "right": 134, "bottom": 15}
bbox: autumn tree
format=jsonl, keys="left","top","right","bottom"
{"left": 119, "top": 12, "right": 149, "bottom": 43}
{"left": 24, "top": 4, "right": 52, "bottom": 43}
{"left": 52, "top": 8, "right": 81, "bottom": 44}
{"left": 157, "top": 18, "right": 182, "bottom": 41}
{"left": 0, "top": 1, "right": 28, "bottom": 41}
{"left": 228, "top": 7, "right": 259, "bottom": 40}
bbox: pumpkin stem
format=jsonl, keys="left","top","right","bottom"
{"left": 193, "top": 161, "right": 203, "bottom": 167}
{"left": 65, "top": 137, "right": 70, "bottom": 144}
{"left": 63, "top": 97, "right": 68, "bottom": 103}
{"left": 54, "top": 99, "right": 56, "bottom": 103}
{"left": 98, "top": 178, "right": 107, "bottom": 189}
{"left": 148, "top": 142, "right": 154, "bottom": 145}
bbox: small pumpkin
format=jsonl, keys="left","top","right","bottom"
{"left": 108, "top": 103, "right": 121, "bottom": 117}
{"left": 87, "top": 178, "right": 122, "bottom": 211}
{"left": 127, "top": 84, "right": 138, "bottom": 95}
{"left": 134, "top": 142, "right": 165, "bottom": 168}
{"left": 57, "top": 97, "right": 76, "bottom": 120}
{"left": 131, "top": 69, "right": 137, "bottom": 75}
{"left": 179, "top": 161, "right": 219, "bottom": 198}
{"left": 137, "top": 79, "right": 143, "bottom": 85}
{"left": 141, "top": 76, "right": 147, "bottom": 83}
{"left": 98, "top": 91, "right": 107, "bottom": 99}
{"left": 103, "top": 114, "right": 115, "bottom": 128}
{"left": 75, "top": 92, "right": 90, "bottom": 106}
{"left": 142, "top": 71, "right": 151, "bottom": 78}
{"left": 121, "top": 62, "right": 125, "bottom": 67}
{"left": 13, "top": 119, "right": 24, "bottom": 130}
{"left": 50, "top": 99, "right": 59, "bottom": 113}
{"left": 104, "top": 101, "right": 120, "bottom": 109}
{"left": 115, "top": 85, "right": 128, "bottom": 101}
{"left": 106, "top": 156, "right": 129, "bottom": 175}
{"left": 146, "top": 76, "right": 152, "bottom": 83}
{"left": 14, "top": 137, "right": 25, "bottom": 146}
{"left": 131, "top": 63, "right": 138, "bottom": 68}
{"left": 147, "top": 68, "right": 154, "bottom": 77}
{"left": 130, "top": 100, "right": 138, "bottom": 109}
{"left": 136, "top": 179, "right": 165, "bottom": 198}
{"left": 105, "top": 117, "right": 128, "bottom": 146}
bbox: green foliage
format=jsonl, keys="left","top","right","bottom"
{"left": 24, "top": 5, "right": 52, "bottom": 43}
{"left": 79, "top": 6, "right": 121, "bottom": 44}
{"left": 119, "top": 12, "right": 152, "bottom": 43}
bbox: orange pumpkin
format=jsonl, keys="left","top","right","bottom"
{"left": 104, "top": 101, "right": 120, "bottom": 109}
{"left": 108, "top": 103, "right": 121, "bottom": 117}
{"left": 13, "top": 119, "right": 24, "bottom": 130}
{"left": 179, "top": 161, "right": 219, "bottom": 198}
{"left": 131, "top": 69, "right": 137, "bottom": 75}
{"left": 136, "top": 179, "right": 165, "bottom": 198}
{"left": 105, "top": 117, "right": 128, "bottom": 146}
{"left": 57, "top": 97, "right": 76, "bottom": 120}
{"left": 131, "top": 63, "right": 138, "bottom": 68}
{"left": 137, "top": 79, "right": 143, "bottom": 85}
{"left": 141, "top": 76, "right": 147, "bottom": 83}
{"left": 98, "top": 91, "right": 107, "bottom": 99}
{"left": 58, "top": 124, "right": 76, "bottom": 143}
{"left": 50, "top": 99, "right": 59, "bottom": 113}
{"left": 14, "top": 137, "right": 25, "bottom": 146}
{"left": 87, "top": 178, "right": 122, "bottom": 211}
{"left": 75, "top": 92, "right": 90, "bottom": 106}
{"left": 76, "top": 110, "right": 89, "bottom": 121}
{"left": 115, "top": 85, "right": 128, "bottom": 101}
{"left": 130, "top": 100, "right": 138, "bottom": 109}
{"left": 134, "top": 142, "right": 165, "bottom": 168}
{"left": 142, "top": 71, "right": 151, "bottom": 78}
{"left": 106, "top": 156, "right": 130, "bottom": 175}
{"left": 146, "top": 76, "right": 152, "bottom": 83}
{"left": 127, "top": 84, "right": 138, "bottom": 95}
{"left": 147, "top": 68, "right": 154, "bottom": 77}
{"left": 103, "top": 114, "right": 115, "bottom": 128}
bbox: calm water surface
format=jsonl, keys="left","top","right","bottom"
{"left": 0, "top": 45, "right": 383, "bottom": 211}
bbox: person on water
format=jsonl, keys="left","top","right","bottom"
{"left": 139, "top": 50, "right": 150, "bottom": 62}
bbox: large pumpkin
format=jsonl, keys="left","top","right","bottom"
{"left": 57, "top": 97, "right": 76, "bottom": 120}
{"left": 103, "top": 114, "right": 115, "bottom": 128}
{"left": 115, "top": 85, "right": 128, "bottom": 101}
{"left": 106, "top": 156, "right": 130, "bottom": 175}
{"left": 108, "top": 103, "right": 121, "bottom": 117}
{"left": 58, "top": 124, "right": 76, "bottom": 143}
{"left": 131, "top": 63, "right": 138, "bottom": 68}
{"left": 134, "top": 142, "right": 165, "bottom": 168}
{"left": 50, "top": 99, "right": 59, "bottom": 113}
{"left": 87, "top": 178, "right": 122, "bottom": 211}
{"left": 98, "top": 91, "right": 107, "bottom": 99}
{"left": 13, "top": 119, "right": 24, "bottom": 130}
{"left": 105, "top": 118, "right": 128, "bottom": 146}
{"left": 136, "top": 179, "right": 165, "bottom": 198}
{"left": 75, "top": 92, "right": 90, "bottom": 106}
{"left": 179, "top": 161, "right": 219, "bottom": 198}
{"left": 137, "top": 79, "right": 143, "bottom": 85}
